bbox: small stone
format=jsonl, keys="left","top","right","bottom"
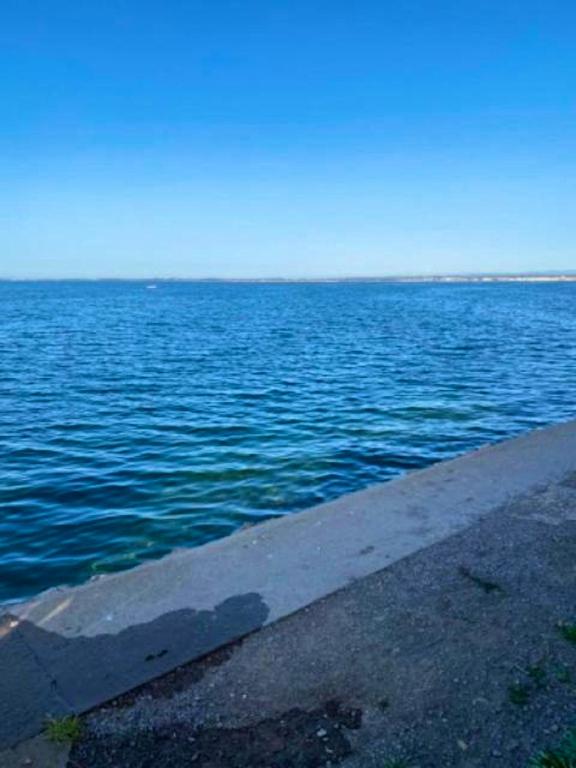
{"left": 458, "top": 740, "right": 468, "bottom": 751}
{"left": 317, "top": 728, "right": 327, "bottom": 738}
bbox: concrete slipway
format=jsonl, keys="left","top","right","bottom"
{"left": 2, "top": 420, "right": 576, "bottom": 766}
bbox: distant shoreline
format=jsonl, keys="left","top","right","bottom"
{"left": 1, "top": 274, "right": 576, "bottom": 284}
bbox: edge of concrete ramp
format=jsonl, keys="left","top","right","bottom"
{"left": 2, "top": 419, "right": 576, "bottom": 749}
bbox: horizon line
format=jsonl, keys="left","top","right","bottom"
{"left": 1, "top": 271, "right": 576, "bottom": 283}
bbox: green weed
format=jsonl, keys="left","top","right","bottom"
{"left": 45, "top": 715, "right": 82, "bottom": 744}
{"left": 559, "top": 623, "right": 576, "bottom": 646}
{"left": 508, "top": 682, "right": 530, "bottom": 706}
{"left": 529, "top": 728, "right": 576, "bottom": 768}
{"left": 527, "top": 663, "right": 547, "bottom": 689}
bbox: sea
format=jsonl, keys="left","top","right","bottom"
{"left": 1, "top": 279, "right": 575, "bottom": 602}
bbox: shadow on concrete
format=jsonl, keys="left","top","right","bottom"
{"left": 0, "top": 593, "right": 269, "bottom": 750}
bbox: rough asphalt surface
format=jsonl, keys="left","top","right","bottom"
{"left": 51, "top": 473, "right": 576, "bottom": 768}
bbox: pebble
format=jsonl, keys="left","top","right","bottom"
{"left": 316, "top": 728, "right": 327, "bottom": 738}
{"left": 506, "top": 740, "right": 520, "bottom": 751}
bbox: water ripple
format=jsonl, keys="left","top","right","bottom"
{"left": 1, "top": 280, "right": 575, "bottom": 601}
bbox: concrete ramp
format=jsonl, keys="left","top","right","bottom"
{"left": 2, "top": 420, "right": 576, "bottom": 749}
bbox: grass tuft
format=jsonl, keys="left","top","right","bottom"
{"left": 553, "top": 664, "right": 572, "bottom": 685}
{"left": 530, "top": 752, "right": 575, "bottom": 768}
{"left": 527, "top": 663, "right": 547, "bottom": 689}
{"left": 529, "top": 728, "right": 576, "bottom": 768}
{"left": 45, "top": 715, "right": 83, "bottom": 744}
{"left": 508, "top": 682, "right": 530, "bottom": 706}
{"left": 559, "top": 623, "right": 576, "bottom": 646}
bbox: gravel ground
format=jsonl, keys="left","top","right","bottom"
{"left": 69, "top": 477, "right": 576, "bottom": 768}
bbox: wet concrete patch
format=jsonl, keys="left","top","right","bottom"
{"left": 71, "top": 701, "right": 363, "bottom": 768}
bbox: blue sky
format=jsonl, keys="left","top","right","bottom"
{"left": 3, "top": 0, "right": 575, "bottom": 278}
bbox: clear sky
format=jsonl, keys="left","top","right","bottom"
{"left": 3, "top": 0, "right": 575, "bottom": 278}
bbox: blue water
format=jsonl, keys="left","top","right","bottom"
{"left": 1, "top": 280, "right": 575, "bottom": 602}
